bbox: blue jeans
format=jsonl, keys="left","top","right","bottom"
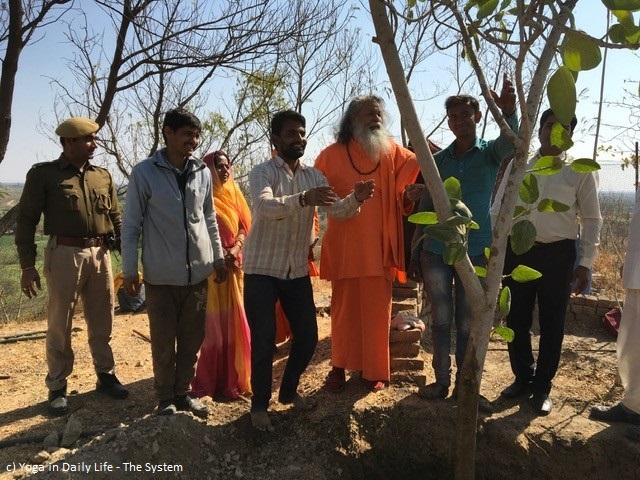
{"left": 420, "top": 250, "right": 485, "bottom": 387}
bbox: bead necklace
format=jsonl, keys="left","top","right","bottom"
{"left": 347, "top": 144, "right": 380, "bottom": 175}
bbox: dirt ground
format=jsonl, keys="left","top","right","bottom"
{"left": 1, "top": 277, "right": 639, "bottom": 479}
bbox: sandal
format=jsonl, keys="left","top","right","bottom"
{"left": 324, "top": 367, "right": 346, "bottom": 393}
{"left": 362, "top": 379, "right": 386, "bottom": 392}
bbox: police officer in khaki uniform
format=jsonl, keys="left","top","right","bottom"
{"left": 15, "top": 117, "right": 128, "bottom": 416}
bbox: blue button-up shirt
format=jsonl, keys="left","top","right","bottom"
{"left": 413, "top": 113, "right": 519, "bottom": 258}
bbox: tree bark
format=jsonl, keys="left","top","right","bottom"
{"left": 368, "top": 1, "right": 579, "bottom": 479}
{"left": 0, "top": 0, "right": 24, "bottom": 165}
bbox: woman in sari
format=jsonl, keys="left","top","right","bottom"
{"left": 191, "top": 150, "right": 252, "bottom": 400}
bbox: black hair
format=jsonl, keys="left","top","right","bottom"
{"left": 162, "top": 108, "right": 202, "bottom": 143}
{"left": 270, "top": 110, "right": 306, "bottom": 136}
{"left": 444, "top": 95, "right": 480, "bottom": 113}
{"left": 539, "top": 108, "right": 578, "bottom": 133}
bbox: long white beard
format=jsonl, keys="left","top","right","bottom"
{"left": 353, "top": 123, "right": 392, "bottom": 163}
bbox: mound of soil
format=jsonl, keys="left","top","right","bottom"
{"left": 1, "top": 278, "right": 639, "bottom": 479}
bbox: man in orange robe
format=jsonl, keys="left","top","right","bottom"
{"left": 314, "top": 96, "right": 422, "bottom": 392}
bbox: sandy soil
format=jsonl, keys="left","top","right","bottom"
{"left": 0, "top": 278, "right": 639, "bottom": 479}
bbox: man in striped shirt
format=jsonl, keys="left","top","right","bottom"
{"left": 243, "top": 110, "right": 374, "bottom": 432}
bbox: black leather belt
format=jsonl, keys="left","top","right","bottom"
{"left": 56, "top": 235, "right": 104, "bottom": 248}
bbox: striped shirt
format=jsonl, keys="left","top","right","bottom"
{"left": 243, "top": 156, "right": 361, "bottom": 279}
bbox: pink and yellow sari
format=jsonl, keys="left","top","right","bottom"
{"left": 191, "top": 165, "right": 252, "bottom": 399}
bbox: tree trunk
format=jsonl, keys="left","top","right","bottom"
{"left": 0, "top": 0, "right": 24, "bottom": 164}
{"left": 368, "top": 3, "right": 489, "bottom": 475}
{"left": 369, "top": 1, "right": 579, "bottom": 478}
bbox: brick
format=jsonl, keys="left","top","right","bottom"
{"left": 391, "top": 372, "right": 426, "bottom": 385}
{"left": 597, "top": 299, "right": 620, "bottom": 310}
{"left": 392, "top": 303, "right": 417, "bottom": 316}
{"left": 389, "top": 328, "right": 423, "bottom": 343}
{"left": 390, "top": 342, "right": 420, "bottom": 358}
{"left": 575, "top": 313, "right": 597, "bottom": 323}
{"left": 583, "top": 295, "right": 599, "bottom": 308}
{"left": 394, "top": 279, "right": 420, "bottom": 289}
{"left": 393, "top": 287, "right": 420, "bottom": 299}
{"left": 390, "top": 358, "right": 424, "bottom": 371}
{"left": 570, "top": 296, "right": 586, "bottom": 306}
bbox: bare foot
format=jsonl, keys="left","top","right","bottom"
{"left": 250, "top": 410, "right": 274, "bottom": 432}
{"left": 292, "top": 394, "right": 317, "bottom": 411}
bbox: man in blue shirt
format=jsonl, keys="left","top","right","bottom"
{"left": 409, "top": 75, "right": 518, "bottom": 411}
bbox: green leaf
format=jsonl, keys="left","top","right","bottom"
{"left": 547, "top": 66, "right": 577, "bottom": 125}
{"left": 444, "top": 242, "right": 468, "bottom": 265}
{"left": 464, "top": 0, "right": 479, "bottom": 12}
{"left": 444, "top": 177, "right": 462, "bottom": 200}
{"left": 537, "top": 198, "right": 570, "bottom": 212}
{"left": 498, "top": 286, "right": 511, "bottom": 317}
{"left": 601, "top": 0, "right": 640, "bottom": 11}
{"left": 444, "top": 215, "right": 473, "bottom": 227}
{"left": 493, "top": 325, "right": 515, "bottom": 342}
{"left": 609, "top": 24, "right": 628, "bottom": 43}
{"left": 469, "top": 220, "right": 480, "bottom": 230}
{"left": 518, "top": 174, "right": 539, "bottom": 204}
{"left": 477, "top": 0, "right": 499, "bottom": 19}
{"left": 475, "top": 266, "right": 487, "bottom": 277}
{"left": 408, "top": 0, "right": 417, "bottom": 7}
{"left": 562, "top": 31, "right": 602, "bottom": 71}
{"left": 510, "top": 220, "right": 536, "bottom": 255}
{"left": 513, "top": 205, "right": 527, "bottom": 218}
{"left": 423, "top": 224, "right": 459, "bottom": 242}
{"left": 450, "top": 198, "right": 473, "bottom": 218}
{"left": 484, "top": 247, "right": 491, "bottom": 261}
{"left": 409, "top": 211, "right": 439, "bottom": 225}
{"left": 550, "top": 122, "right": 574, "bottom": 151}
{"left": 511, "top": 264, "right": 543, "bottom": 282}
{"left": 608, "top": 23, "right": 640, "bottom": 44}
{"left": 530, "top": 155, "right": 563, "bottom": 176}
{"left": 612, "top": 9, "right": 636, "bottom": 28}
{"left": 571, "top": 158, "right": 601, "bottom": 172}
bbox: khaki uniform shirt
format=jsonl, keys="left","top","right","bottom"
{"left": 15, "top": 154, "right": 121, "bottom": 268}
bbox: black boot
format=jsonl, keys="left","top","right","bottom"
{"left": 48, "top": 386, "right": 69, "bottom": 416}
{"left": 96, "top": 373, "right": 129, "bottom": 399}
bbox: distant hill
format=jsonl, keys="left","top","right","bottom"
{"left": 1, "top": 183, "right": 23, "bottom": 213}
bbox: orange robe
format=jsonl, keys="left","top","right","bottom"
{"left": 315, "top": 140, "right": 419, "bottom": 381}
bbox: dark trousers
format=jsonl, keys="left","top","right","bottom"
{"left": 145, "top": 280, "right": 208, "bottom": 401}
{"left": 244, "top": 274, "right": 318, "bottom": 412}
{"left": 503, "top": 239, "right": 576, "bottom": 395}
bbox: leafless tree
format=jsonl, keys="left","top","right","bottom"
{"left": 49, "top": 0, "right": 375, "bottom": 185}
{"left": 0, "top": 0, "right": 73, "bottom": 165}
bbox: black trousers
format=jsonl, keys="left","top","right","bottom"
{"left": 244, "top": 274, "right": 318, "bottom": 411}
{"left": 503, "top": 239, "right": 576, "bottom": 395}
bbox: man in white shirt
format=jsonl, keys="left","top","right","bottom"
{"left": 590, "top": 200, "right": 640, "bottom": 435}
{"left": 491, "top": 108, "right": 602, "bottom": 415}
{"left": 243, "top": 110, "right": 374, "bottom": 432}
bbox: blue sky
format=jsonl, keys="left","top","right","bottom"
{"left": 1, "top": 1, "right": 638, "bottom": 192}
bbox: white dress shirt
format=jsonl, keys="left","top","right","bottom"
{"left": 491, "top": 151, "right": 602, "bottom": 268}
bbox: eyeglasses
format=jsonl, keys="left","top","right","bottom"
{"left": 447, "top": 110, "right": 476, "bottom": 122}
